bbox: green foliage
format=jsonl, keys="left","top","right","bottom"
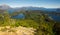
{"left": 8, "top": 29, "right": 16, "bottom": 32}
{"left": 24, "top": 11, "right": 55, "bottom": 35}
{"left": 0, "top": 27, "right": 7, "bottom": 32}
{"left": 0, "top": 10, "right": 57, "bottom": 35}
{"left": 9, "top": 19, "right": 39, "bottom": 28}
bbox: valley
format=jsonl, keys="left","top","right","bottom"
{"left": 0, "top": 4, "right": 60, "bottom": 35}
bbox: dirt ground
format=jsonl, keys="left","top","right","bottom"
{"left": 0, "top": 26, "right": 36, "bottom": 35}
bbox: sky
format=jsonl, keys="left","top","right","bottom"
{"left": 0, "top": 0, "right": 60, "bottom": 8}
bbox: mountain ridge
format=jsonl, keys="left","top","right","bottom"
{"left": 0, "top": 4, "right": 60, "bottom": 12}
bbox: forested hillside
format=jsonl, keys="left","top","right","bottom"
{"left": 0, "top": 10, "right": 60, "bottom": 35}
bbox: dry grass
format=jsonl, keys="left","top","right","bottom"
{"left": 0, "top": 26, "right": 36, "bottom": 35}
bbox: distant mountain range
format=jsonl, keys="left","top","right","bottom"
{"left": 0, "top": 4, "right": 60, "bottom": 13}
{"left": 0, "top": 4, "right": 11, "bottom": 10}
{"left": 0, "top": 4, "right": 60, "bottom": 21}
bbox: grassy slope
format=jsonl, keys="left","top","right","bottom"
{"left": 0, "top": 10, "right": 56, "bottom": 35}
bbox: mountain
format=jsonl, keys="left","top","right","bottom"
{"left": 0, "top": 4, "right": 11, "bottom": 10}
{"left": 13, "top": 7, "right": 46, "bottom": 11}
{"left": 0, "top": 4, "right": 60, "bottom": 21}
{"left": 0, "top": 4, "right": 60, "bottom": 13}
{"left": 9, "top": 7, "right": 60, "bottom": 12}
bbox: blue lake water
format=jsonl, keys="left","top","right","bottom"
{"left": 11, "top": 14, "right": 25, "bottom": 19}
{"left": 49, "top": 15, "right": 60, "bottom": 22}
{"left": 11, "top": 13, "right": 60, "bottom": 22}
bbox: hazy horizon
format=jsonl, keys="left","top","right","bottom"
{"left": 0, "top": 0, "right": 60, "bottom": 8}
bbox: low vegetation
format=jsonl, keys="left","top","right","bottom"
{"left": 0, "top": 10, "right": 60, "bottom": 35}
